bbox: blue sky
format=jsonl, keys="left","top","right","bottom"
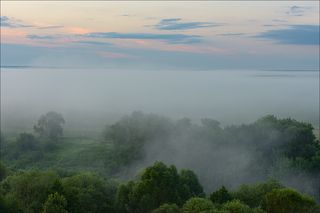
{"left": 1, "top": 1, "right": 319, "bottom": 70}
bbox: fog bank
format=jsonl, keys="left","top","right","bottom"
{"left": 1, "top": 68, "right": 319, "bottom": 133}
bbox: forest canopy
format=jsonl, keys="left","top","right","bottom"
{"left": 0, "top": 161, "right": 319, "bottom": 213}
{"left": 0, "top": 112, "right": 319, "bottom": 213}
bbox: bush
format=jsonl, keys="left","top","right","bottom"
{"left": 152, "top": 203, "right": 180, "bottom": 213}
{"left": 182, "top": 197, "right": 215, "bottom": 213}
{"left": 221, "top": 199, "right": 252, "bottom": 213}
{"left": 232, "top": 179, "right": 283, "bottom": 208}
{"left": 265, "top": 188, "right": 317, "bottom": 213}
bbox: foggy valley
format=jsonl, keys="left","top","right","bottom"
{"left": 1, "top": 1, "right": 319, "bottom": 212}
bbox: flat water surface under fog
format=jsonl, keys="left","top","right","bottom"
{"left": 1, "top": 68, "right": 319, "bottom": 131}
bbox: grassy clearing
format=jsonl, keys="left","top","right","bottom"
{"left": 2, "top": 135, "right": 110, "bottom": 175}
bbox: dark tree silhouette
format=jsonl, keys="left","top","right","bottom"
{"left": 34, "top": 111, "right": 65, "bottom": 140}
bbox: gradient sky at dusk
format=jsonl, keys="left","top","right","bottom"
{"left": 1, "top": 1, "right": 319, "bottom": 70}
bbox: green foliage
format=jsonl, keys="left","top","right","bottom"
{"left": 115, "top": 181, "right": 135, "bottom": 213}
{"left": 0, "top": 162, "right": 9, "bottom": 181}
{"left": 254, "top": 115, "right": 318, "bottom": 161}
{"left": 182, "top": 197, "right": 215, "bottom": 213}
{"left": 312, "top": 205, "right": 320, "bottom": 213}
{"left": 115, "top": 161, "right": 204, "bottom": 213}
{"left": 16, "top": 133, "right": 38, "bottom": 151}
{"left": 104, "top": 112, "right": 173, "bottom": 173}
{"left": 1, "top": 132, "right": 44, "bottom": 166}
{"left": 138, "top": 162, "right": 182, "bottom": 206}
{"left": 34, "top": 111, "right": 65, "bottom": 140}
{"left": 221, "top": 199, "right": 252, "bottom": 213}
{"left": 265, "top": 188, "right": 317, "bottom": 213}
{"left": 0, "top": 162, "right": 318, "bottom": 213}
{"left": 1, "top": 133, "right": 107, "bottom": 172}
{"left": 179, "top": 169, "right": 205, "bottom": 200}
{"left": 0, "top": 170, "right": 60, "bottom": 213}
{"left": 152, "top": 203, "right": 180, "bottom": 213}
{"left": 102, "top": 113, "right": 319, "bottom": 193}
{"left": 252, "top": 207, "right": 266, "bottom": 213}
{"left": 0, "top": 194, "right": 10, "bottom": 213}
{"left": 42, "top": 192, "right": 68, "bottom": 213}
{"left": 61, "top": 173, "right": 117, "bottom": 213}
{"left": 0, "top": 193, "right": 23, "bottom": 213}
{"left": 0, "top": 169, "right": 117, "bottom": 213}
{"left": 292, "top": 150, "right": 320, "bottom": 173}
{"left": 232, "top": 179, "right": 283, "bottom": 208}
{"left": 1, "top": 114, "right": 319, "bottom": 213}
{"left": 210, "top": 186, "right": 232, "bottom": 205}
{"left": 201, "top": 118, "right": 221, "bottom": 130}
{"left": 2, "top": 114, "right": 319, "bottom": 194}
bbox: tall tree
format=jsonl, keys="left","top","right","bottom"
{"left": 115, "top": 161, "right": 204, "bottom": 213}
{"left": 42, "top": 192, "right": 68, "bottom": 213}
{"left": 34, "top": 111, "right": 65, "bottom": 140}
{"left": 61, "top": 173, "right": 116, "bottom": 213}
{"left": 210, "top": 186, "right": 232, "bottom": 204}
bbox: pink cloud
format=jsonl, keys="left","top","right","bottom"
{"left": 2, "top": 25, "right": 232, "bottom": 55}
{"left": 2, "top": 28, "right": 27, "bottom": 37}
{"left": 65, "top": 27, "right": 92, "bottom": 34}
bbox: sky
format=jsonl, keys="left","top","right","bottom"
{"left": 1, "top": 1, "right": 319, "bottom": 70}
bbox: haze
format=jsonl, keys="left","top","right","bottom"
{"left": 1, "top": 68, "right": 319, "bottom": 133}
{"left": 1, "top": 2, "right": 320, "bottom": 211}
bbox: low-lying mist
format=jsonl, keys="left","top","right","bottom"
{"left": 1, "top": 68, "right": 319, "bottom": 201}
{"left": 102, "top": 112, "right": 319, "bottom": 201}
{"left": 1, "top": 68, "right": 319, "bottom": 134}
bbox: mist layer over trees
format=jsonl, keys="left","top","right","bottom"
{"left": 102, "top": 112, "right": 320, "bottom": 196}
{"left": 1, "top": 69, "right": 319, "bottom": 134}
{"left": 1, "top": 111, "right": 319, "bottom": 212}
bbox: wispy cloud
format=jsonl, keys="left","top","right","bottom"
{"left": 37, "top": 25, "right": 64, "bottom": 30}
{"left": 25, "top": 31, "right": 203, "bottom": 45}
{"left": 27, "top": 34, "right": 56, "bottom": 40}
{"left": 153, "top": 18, "right": 220, "bottom": 30}
{"left": 218, "top": 33, "right": 245, "bottom": 36}
{"left": 120, "top": 14, "right": 136, "bottom": 17}
{"left": 83, "top": 32, "right": 203, "bottom": 44}
{"left": 255, "top": 25, "right": 319, "bottom": 45}
{"left": 272, "top": 19, "right": 287, "bottom": 23}
{"left": 1, "top": 16, "right": 33, "bottom": 28}
{"left": 74, "top": 40, "right": 113, "bottom": 46}
{"left": 286, "top": 6, "right": 310, "bottom": 16}
{"left": 1, "top": 16, "right": 64, "bottom": 30}
{"left": 2, "top": 41, "right": 319, "bottom": 70}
